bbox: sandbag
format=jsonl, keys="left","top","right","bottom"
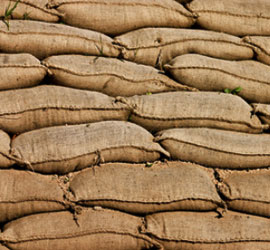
{"left": 121, "top": 92, "right": 265, "bottom": 133}
{"left": 43, "top": 55, "right": 194, "bottom": 97}
{"left": 0, "top": 209, "right": 161, "bottom": 250}
{"left": 114, "top": 28, "right": 253, "bottom": 67}
{"left": 0, "top": 245, "right": 9, "bottom": 250}
{"left": 188, "top": 0, "right": 270, "bottom": 36}
{"left": 69, "top": 161, "right": 221, "bottom": 214}
{"left": 0, "top": 85, "right": 129, "bottom": 133}
{"left": 11, "top": 121, "right": 169, "bottom": 174}
{"left": 0, "top": 130, "right": 13, "bottom": 168}
{"left": 0, "top": 169, "right": 65, "bottom": 223}
{"left": 164, "top": 54, "right": 270, "bottom": 103}
{"left": 142, "top": 211, "right": 270, "bottom": 250}
{"left": 155, "top": 127, "right": 270, "bottom": 169}
{"left": 252, "top": 103, "right": 270, "bottom": 125}
{"left": 0, "top": 20, "right": 119, "bottom": 59}
{"left": 49, "top": 0, "right": 195, "bottom": 36}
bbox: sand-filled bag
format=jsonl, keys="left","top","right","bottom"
{"left": 0, "top": 130, "right": 13, "bottom": 169}
{"left": 0, "top": 85, "right": 129, "bottom": 134}
{"left": 164, "top": 54, "right": 270, "bottom": 103}
{"left": 156, "top": 127, "right": 270, "bottom": 169}
{"left": 10, "top": 121, "right": 168, "bottom": 174}
{"left": 252, "top": 103, "right": 270, "bottom": 125}
{"left": 114, "top": 28, "right": 253, "bottom": 67}
{"left": 49, "top": 0, "right": 195, "bottom": 36}
{"left": 43, "top": 55, "right": 193, "bottom": 97}
{"left": 188, "top": 0, "right": 270, "bottom": 36}
{"left": 0, "top": 245, "right": 9, "bottom": 250}
{"left": 0, "top": 20, "right": 119, "bottom": 59}
{"left": 120, "top": 92, "right": 265, "bottom": 133}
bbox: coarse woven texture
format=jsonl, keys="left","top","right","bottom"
{"left": 49, "top": 0, "right": 195, "bottom": 36}
{"left": 0, "top": 245, "right": 9, "bottom": 250}
{"left": 0, "top": 130, "right": 13, "bottom": 168}
{"left": 0, "top": 53, "right": 46, "bottom": 90}
{"left": 10, "top": 121, "right": 169, "bottom": 174}
{"left": 155, "top": 127, "right": 270, "bottom": 169}
{"left": 0, "top": 0, "right": 60, "bottom": 22}
{"left": 164, "top": 54, "right": 270, "bottom": 103}
{"left": 0, "top": 20, "right": 119, "bottom": 59}
{"left": 0, "top": 169, "right": 65, "bottom": 223}
{"left": 43, "top": 55, "right": 194, "bottom": 97}
{"left": 0, "top": 209, "right": 162, "bottom": 250}
{"left": 114, "top": 28, "right": 253, "bottom": 67}
{"left": 121, "top": 92, "right": 265, "bottom": 133}
{"left": 218, "top": 169, "right": 270, "bottom": 218}
{"left": 0, "top": 85, "right": 129, "bottom": 133}
{"left": 69, "top": 161, "right": 221, "bottom": 214}
{"left": 142, "top": 211, "right": 270, "bottom": 250}
{"left": 188, "top": 0, "right": 270, "bottom": 36}
{"left": 252, "top": 103, "right": 270, "bottom": 125}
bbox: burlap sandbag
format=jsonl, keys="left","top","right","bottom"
{"left": 49, "top": 0, "right": 195, "bottom": 36}
{"left": 0, "top": 245, "right": 9, "bottom": 250}
{"left": 164, "top": 54, "right": 270, "bottom": 103}
{"left": 142, "top": 211, "right": 270, "bottom": 250}
{"left": 121, "top": 92, "right": 265, "bottom": 133}
{"left": 0, "top": 85, "right": 129, "bottom": 134}
{"left": 0, "top": 209, "right": 162, "bottom": 250}
{"left": 0, "top": 169, "right": 65, "bottom": 223}
{"left": 0, "top": 0, "right": 60, "bottom": 22}
{"left": 0, "top": 20, "right": 119, "bottom": 59}
{"left": 114, "top": 28, "right": 254, "bottom": 67}
{"left": 0, "top": 130, "right": 13, "bottom": 168}
{"left": 155, "top": 127, "right": 270, "bottom": 169}
{"left": 188, "top": 0, "right": 270, "bottom": 36}
{"left": 11, "top": 121, "right": 169, "bottom": 174}
{"left": 252, "top": 103, "right": 270, "bottom": 125}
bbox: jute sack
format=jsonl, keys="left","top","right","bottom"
{"left": 121, "top": 92, "right": 265, "bottom": 133}
{"left": 164, "top": 54, "right": 270, "bottom": 103}
{"left": 155, "top": 128, "right": 270, "bottom": 169}
{"left": 0, "top": 53, "right": 46, "bottom": 90}
{"left": 252, "top": 103, "right": 270, "bottom": 125}
{"left": 187, "top": 0, "right": 270, "bottom": 36}
{"left": 218, "top": 169, "right": 270, "bottom": 218}
{"left": 0, "top": 20, "right": 119, "bottom": 59}
{"left": 11, "top": 121, "right": 169, "bottom": 174}
{"left": 142, "top": 211, "right": 270, "bottom": 250}
{"left": 0, "top": 0, "right": 60, "bottom": 22}
{"left": 0, "top": 130, "right": 13, "bottom": 168}
{"left": 69, "top": 161, "right": 221, "bottom": 214}
{"left": 0, "top": 209, "right": 162, "bottom": 250}
{"left": 114, "top": 28, "right": 254, "bottom": 67}
{"left": 0, "top": 85, "right": 129, "bottom": 134}
{"left": 49, "top": 0, "right": 195, "bottom": 36}
{"left": 0, "top": 245, "right": 9, "bottom": 250}
{"left": 0, "top": 169, "right": 65, "bottom": 223}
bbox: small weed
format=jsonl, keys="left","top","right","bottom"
{"left": 224, "top": 86, "right": 242, "bottom": 95}
{"left": 146, "top": 92, "right": 152, "bottom": 95}
{"left": 64, "top": 176, "right": 69, "bottom": 184}
{"left": 2, "top": 0, "right": 20, "bottom": 29}
{"left": 128, "top": 114, "right": 132, "bottom": 121}
{"left": 145, "top": 162, "right": 153, "bottom": 167}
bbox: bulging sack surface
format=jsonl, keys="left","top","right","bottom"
{"left": 122, "top": 92, "right": 265, "bottom": 133}
{"left": 0, "top": 20, "right": 119, "bottom": 59}
{"left": 0, "top": 244, "right": 9, "bottom": 250}
{"left": 10, "top": 121, "right": 168, "bottom": 174}
{"left": 156, "top": 127, "right": 270, "bottom": 169}
{"left": 49, "top": 0, "right": 195, "bottom": 36}
{"left": 0, "top": 130, "right": 13, "bottom": 168}
{"left": 252, "top": 103, "right": 270, "bottom": 125}
{"left": 188, "top": 0, "right": 270, "bottom": 36}
{"left": 165, "top": 54, "right": 270, "bottom": 103}
{"left": 0, "top": 85, "right": 129, "bottom": 134}
{"left": 43, "top": 55, "right": 193, "bottom": 97}
{"left": 114, "top": 28, "right": 253, "bottom": 67}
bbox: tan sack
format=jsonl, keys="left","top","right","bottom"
{"left": 0, "top": 20, "right": 119, "bottom": 59}
{"left": 252, "top": 103, "right": 270, "bottom": 125}
{"left": 156, "top": 127, "right": 270, "bottom": 169}
{"left": 188, "top": 0, "right": 270, "bottom": 36}
{"left": 0, "top": 245, "right": 9, "bottom": 250}
{"left": 114, "top": 28, "right": 253, "bottom": 67}
{"left": 164, "top": 54, "right": 270, "bottom": 103}
{"left": 0, "top": 85, "right": 129, "bottom": 134}
{"left": 49, "top": 0, "right": 195, "bottom": 36}
{"left": 0, "top": 130, "right": 13, "bottom": 168}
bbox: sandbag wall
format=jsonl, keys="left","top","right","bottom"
{"left": 0, "top": 0, "right": 270, "bottom": 249}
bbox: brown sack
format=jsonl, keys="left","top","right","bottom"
{"left": 0, "top": 130, "right": 13, "bottom": 168}
{"left": 121, "top": 92, "right": 265, "bottom": 133}
{"left": 252, "top": 103, "right": 270, "bottom": 125}
{"left": 0, "top": 85, "right": 129, "bottom": 134}
{"left": 0, "top": 20, "right": 119, "bottom": 59}
{"left": 114, "top": 28, "right": 253, "bottom": 67}
{"left": 0, "top": 245, "right": 9, "bottom": 250}
{"left": 11, "top": 121, "right": 169, "bottom": 174}
{"left": 142, "top": 211, "right": 270, "bottom": 250}
{"left": 0, "top": 169, "right": 65, "bottom": 223}
{"left": 49, "top": 0, "right": 195, "bottom": 36}
{"left": 0, "top": 209, "right": 162, "bottom": 250}
{"left": 164, "top": 54, "right": 270, "bottom": 103}
{"left": 156, "top": 127, "right": 270, "bottom": 169}
{"left": 188, "top": 0, "right": 270, "bottom": 36}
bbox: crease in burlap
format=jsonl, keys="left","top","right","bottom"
{"left": 252, "top": 103, "right": 270, "bottom": 125}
